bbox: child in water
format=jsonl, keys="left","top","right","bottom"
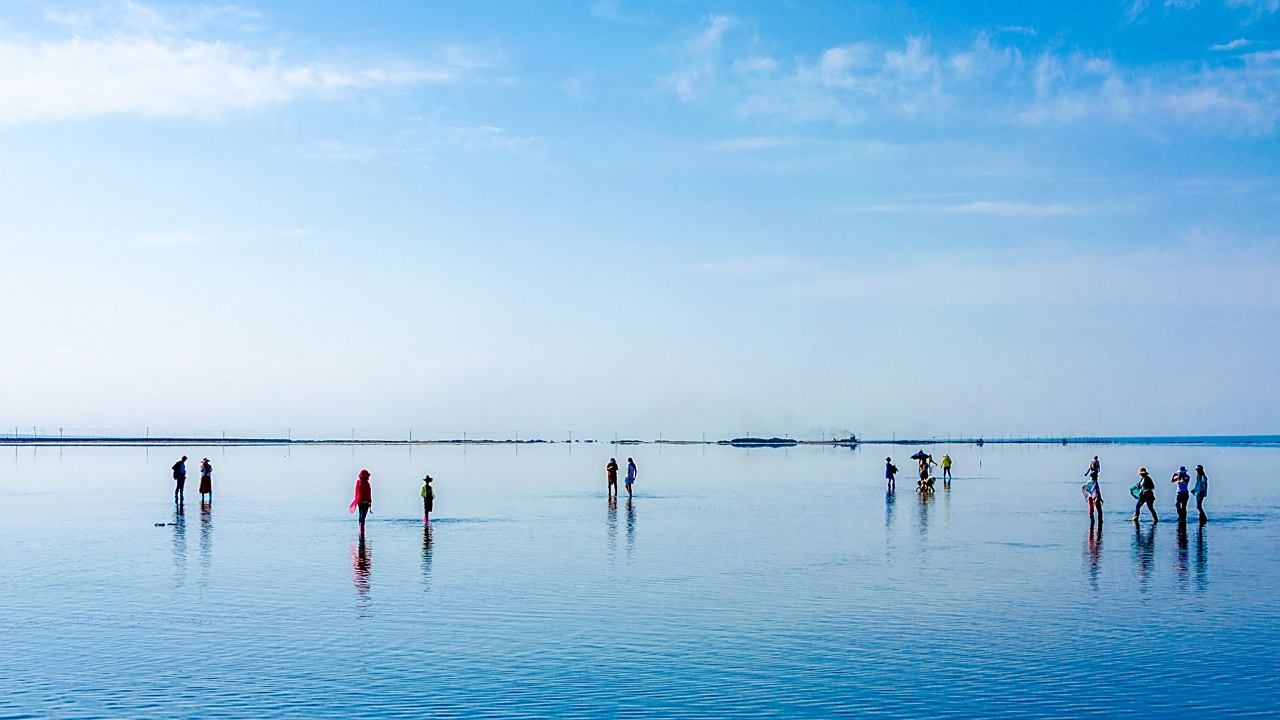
{"left": 421, "top": 475, "right": 435, "bottom": 522}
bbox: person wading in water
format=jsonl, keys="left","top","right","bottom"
{"left": 349, "top": 469, "right": 373, "bottom": 532}
{"left": 172, "top": 455, "right": 188, "bottom": 505}
{"left": 1193, "top": 465, "right": 1209, "bottom": 524}
{"left": 1132, "top": 467, "right": 1158, "bottom": 524}
{"left": 606, "top": 458, "right": 619, "bottom": 498}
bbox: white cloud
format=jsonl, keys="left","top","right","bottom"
{"left": 1210, "top": 38, "right": 1250, "bottom": 50}
{"left": 949, "top": 33, "right": 1019, "bottom": 79}
{"left": 0, "top": 36, "right": 460, "bottom": 123}
{"left": 1019, "top": 48, "right": 1280, "bottom": 135}
{"left": 44, "top": 0, "right": 264, "bottom": 34}
{"left": 884, "top": 35, "right": 938, "bottom": 79}
{"left": 692, "top": 15, "right": 734, "bottom": 54}
{"left": 664, "top": 15, "right": 735, "bottom": 102}
{"left": 671, "top": 26, "right": 1280, "bottom": 136}
{"left": 699, "top": 242, "right": 1280, "bottom": 310}
{"left": 1227, "top": 0, "right": 1280, "bottom": 13}
{"left": 705, "top": 136, "right": 806, "bottom": 151}
{"left": 733, "top": 35, "right": 957, "bottom": 123}
{"left": 303, "top": 122, "right": 538, "bottom": 166}
{"left": 946, "top": 200, "right": 1083, "bottom": 216}
{"left": 831, "top": 199, "right": 1086, "bottom": 216}
{"left": 734, "top": 55, "right": 778, "bottom": 75}
{"left": 589, "top": 0, "right": 647, "bottom": 24}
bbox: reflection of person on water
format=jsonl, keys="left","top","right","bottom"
{"left": 351, "top": 534, "right": 372, "bottom": 603}
{"left": 1193, "top": 465, "right": 1209, "bottom": 524}
{"left": 198, "top": 458, "right": 213, "bottom": 506}
{"left": 1132, "top": 467, "right": 1158, "bottom": 524}
{"left": 349, "top": 469, "right": 373, "bottom": 531}
{"left": 885, "top": 458, "right": 898, "bottom": 491}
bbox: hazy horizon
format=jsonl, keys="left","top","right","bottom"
{"left": 3, "top": 1, "right": 1278, "bottom": 438}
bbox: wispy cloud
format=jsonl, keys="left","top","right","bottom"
{"left": 589, "top": 0, "right": 650, "bottom": 25}
{"left": 704, "top": 136, "right": 808, "bottom": 151}
{"left": 831, "top": 199, "right": 1087, "bottom": 216}
{"left": 663, "top": 22, "right": 1280, "bottom": 136}
{"left": 303, "top": 122, "right": 538, "bottom": 166}
{"left": 0, "top": 2, "right": 479, "bottom": 124}
{"left": 1018, "top": 48, "right": 1280, "bottom": 135}
{"left": 1227, "top": 0, "right": 1280, "bottom": 16}
{"left": 0, "top": 38, "right": 457, "bottom": 123}
{"left": 698, "top": 241, "right": 1280, "bottom": 310}
{"left": 1210, "top": 38, "right": 1250, "bottom": 51}
{"left": 664, "top": 15, "right": 734, "bottom": 101}
{"left": 44, "top": 0, "right": 265, "bottom": 34}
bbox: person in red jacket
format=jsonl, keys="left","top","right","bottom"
{"left": 349, "top": 469, "right": 373, "bottom": 530}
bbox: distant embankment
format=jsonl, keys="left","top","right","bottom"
{"left": 0, "top": 436, "right": 563, "bottom": 447}
{"left": 0, "top": 434, "right": 1275, "bottom": 448}
{"left": 859, "top": 435, "right": 1280, "bottom": 448}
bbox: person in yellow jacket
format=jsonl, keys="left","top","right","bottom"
{"left": 940, "top": 454, "right": 953, "bottom": 485}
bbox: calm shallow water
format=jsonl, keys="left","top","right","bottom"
{"left": 1, "top": 443, "right": 1278, "bottom": 718}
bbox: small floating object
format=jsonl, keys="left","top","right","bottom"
{"left": 154, "top": 522, "right": 166, "bottom": 527}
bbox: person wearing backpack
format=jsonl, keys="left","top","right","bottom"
{"left": 885, "top": 457, "right": 898, "bottom": 492}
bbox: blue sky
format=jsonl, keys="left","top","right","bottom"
{"left": 0, "top": 0, "right": 1277, "bottom": 439}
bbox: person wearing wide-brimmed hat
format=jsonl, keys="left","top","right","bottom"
{"left": 1171, "top": 466, "right": 1191, "bottom": 523}
{"left": 420, "top": 475, "right": 435, "bottom": 522}
{"left": 198, "top": 458, "right": 213, "bottom": 505}
{"left": 1132, "top": 467, "right": 1158, "bottom": 524}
